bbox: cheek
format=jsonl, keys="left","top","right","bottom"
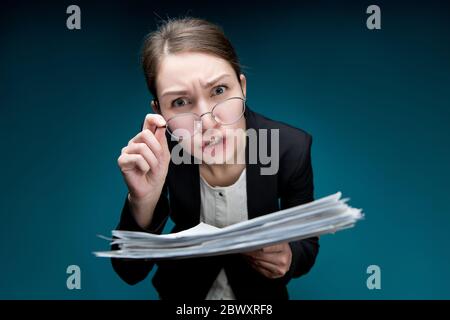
{"left": 177, "top": 134, "right": 202, "bottom": 154}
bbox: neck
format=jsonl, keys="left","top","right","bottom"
{"left": 200, "top": 163, "right": 245, "bottom": 187}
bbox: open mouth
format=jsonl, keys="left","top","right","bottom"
{"left": 202, "top": 135, "right": 225, "bottom": 153}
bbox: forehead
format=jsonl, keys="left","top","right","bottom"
{"left": 156, "top": 52, "right": 235, "bottom": 93}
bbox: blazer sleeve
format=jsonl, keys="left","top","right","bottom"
{"left": 110, "top": 182, "right": 170, "bottom": 285}
{"left": 278, "top": 133, "right": 320, "bottom": 286}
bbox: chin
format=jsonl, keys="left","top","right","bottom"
{"left": 201, "top": 151, "right": 227, "bottom": 165}
{"left": 203, "top": 155, "right": 234, "bottom": 165}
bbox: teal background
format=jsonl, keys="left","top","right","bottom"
{"left": 1, "top": 0, "right": 449, "bottom": 299}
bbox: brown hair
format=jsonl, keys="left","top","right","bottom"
{"left": 141, "top": 17, "right": 242, "bottom": 103}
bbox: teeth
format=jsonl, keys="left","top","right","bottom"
{"left": 212, "top": 137, "right": 222, "bottom": 146}
{"left": 205, "top": 136, "right": 221, "bottom": 148}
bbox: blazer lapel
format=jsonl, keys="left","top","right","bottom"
{"left": 244, "top": 106, "right": 279, "bottom": 219}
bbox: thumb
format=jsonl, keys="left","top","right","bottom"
{"left": 155, "top": 126, "right": 169, "bottom": 150}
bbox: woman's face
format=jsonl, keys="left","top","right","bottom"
{"left": 154, "top": 52, "right": 247, "bottom": 165}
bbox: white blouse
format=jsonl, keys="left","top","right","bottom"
{"left": 199, "top": 168, "right": 248, "bottom": 300}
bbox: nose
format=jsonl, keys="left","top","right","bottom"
{"left": 200, "top": 112, "right": 217, "bottom": 131}
{"left": 196, "top": 100, "right": 218, "bottom": 131}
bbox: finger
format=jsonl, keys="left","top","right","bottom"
{"left": 248, "top": 259, "right": 278, "bottom": 278}
{"left": 123, "top": 143, "right": 158, "bottom": 172}
{"left": 249, "top": 253, "right": 284, "bottom": 267}
{"left": 241, "top": 248, "right": 264, "bottom": 257}
{"left": 246, "top": 252, "right": 285, "bottom": 265}
{"left": 253, "top": 260, "right": 285, "bottom": 278}
{"left": 143, "top": 113, "right": 166, "bottom": 132}
{"left": 118, "top": 153, "right": 150, "bottom": 173}
{"left": 261, "top": 244, "right": 285, "bottom": 253}
{"left": 243, "top": 247, "right": 281, "bottom": 259}
{"left": 242, "top": 249, "right": 265, "bottom": 260}
{"left": 243, "top": 246, "right": 282, "bottom": 257}
{"left": 154, "top": 126, "right": 169, "bottom": 151}
{"left": 243, "top": 251, "right": 281, "bottom": 268}
{"left": 132, "top": 129, "right": 163, "bottom": 159}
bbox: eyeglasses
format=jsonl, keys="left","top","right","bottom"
{"left": 161, "top": 96, "right": 246, "bottom": 141}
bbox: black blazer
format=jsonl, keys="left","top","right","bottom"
{"left": 111, "top": 105, "right": 319, "bottom": 300}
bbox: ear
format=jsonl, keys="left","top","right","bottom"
{"left": 239, "top": 74, "right": 247, "bottom": 99}
{"left": 151, "top": 99, "right": 160, "bottom": 114}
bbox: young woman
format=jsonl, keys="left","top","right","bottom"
{"left": 112, "top": 17, "right": 319, "bottom": 300}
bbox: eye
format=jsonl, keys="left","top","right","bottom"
{"left": 171, "top": 98, "right": 190, "bottom": 108}
{"left": 212, "top": 85, "right": 228, "bottom": 96}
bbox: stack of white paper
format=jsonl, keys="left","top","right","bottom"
{"left": 94, "top": 192, "right": 363, "bottom": 260}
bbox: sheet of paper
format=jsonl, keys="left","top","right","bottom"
{"left": 94, "top": 192, "right": 363, "bottom": 259}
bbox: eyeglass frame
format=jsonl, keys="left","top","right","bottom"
{"left": 153, "top": 95, "right": 247, "bottom": 141}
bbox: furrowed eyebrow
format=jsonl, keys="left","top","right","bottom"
{"left": 202, "top": 74, "right": 232, "bottom": 88}
{"left": 160, "top": 90, "right": 189, "bottom": 98}
{"left": 160, "top": 74, "right": 232, "bottom": 98}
